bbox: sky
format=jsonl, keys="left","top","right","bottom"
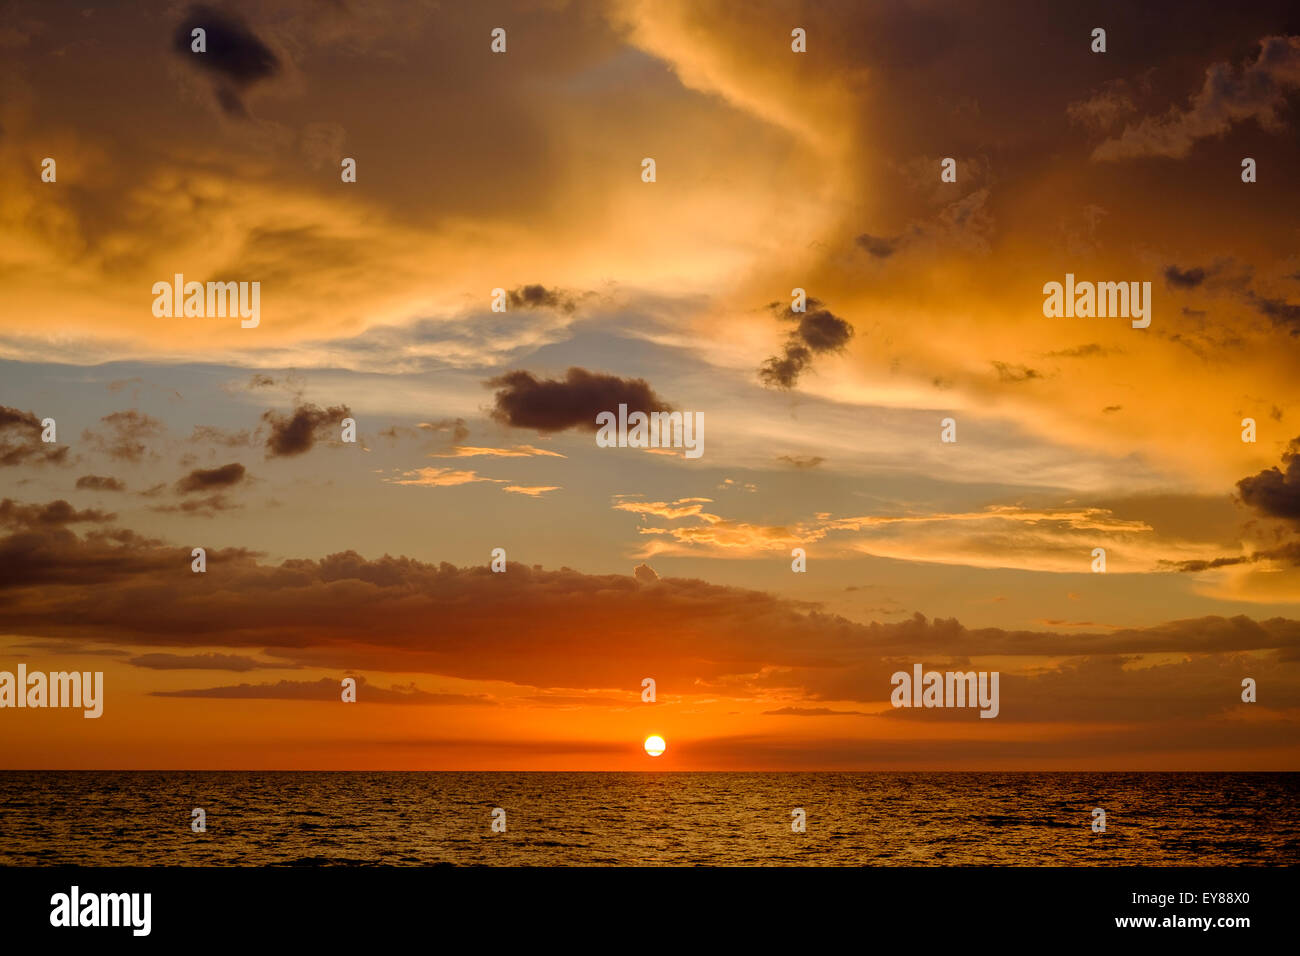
{"left": 2, "top": 0, "right": 1300, "bottom": 769}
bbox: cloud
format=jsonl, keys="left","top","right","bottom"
{"left": 80, "top": 410, "right": 164, "bottom": 463}
{"left": 0, "top": 512, "right": 247, "bottom": 588}
{"left": 1042, "top": 343, "right": 1118, "bottom": 359}
{"left": 777, "top": 455, "right": 825, "bottom": 469}
{"left": 128, "top": 652, "right": 288, "bottom": 672}
{"left": 486, "top": 368, "right": 671, "bottom": 433}
{"left": 189, "top": 425, "right": 254, "bottom": 447}
{"left": 991, "top": 361, "right": 1041, "bottom": 384}
{"left": 431, "top": 445, "right": 565, "bottom": 459}
{"left": 632, "top": 563, "right": 660, "bottom": 584}
{"left": 418, "top": 419, "right": 470, "bottom": 443}
{"left": 383, "top": 419, "right": 474, "bottom": 448}
{"left": 75, "top": 475, "right": 126, "bottom": 492}
{"left": 1247, "top": 292, "right": 1300, "bottom": 335}
{"left": 262, "top": 404, "right": 351, "bottom": 457}
{"left": 502, "top": 484, "right": 560, "bottom": 497}
{"left": 855, "top": 234, "right": 899, "bottom": 258}
{"left": 718, "top": 478, "right": 757, "bottom": 493}
{"left": 633, "top": 517, "right": 810, "bottom": 556}
{"left": 7, "top": 641, "right": 129, "bottom": 657}
{"left": 383, "top": 467, "right": 504, "bottom": 488}
{"left": 1165, "top": 554, "right": 1254, "bottom": 573}
{"left": 853, "top": 188, "right": 996, "bottom": 266}
{"left": 614, "top": 497, "right": 717, "bottom": 520}
{"left": 0, "top": 499, "right": 114, "bottom": 529}
{"left": 759, "top": 297, "right": 855, "bottom": 389}
{"left": 239, "top": 373, "right": 304, "bottom": 398}
{"left": 172, "top": 4, "right": 281, "bottom": 118}
{"left": 0, "top": 406, "right": 67, "bottom": 467}
{"left": 1164, "top": 264, "right": 1209, "bottom": 289}
{"left": 1237, "top": 437, "right": 1300, "bottom": 521}
{"left": 0, "top": 512, "right": 1297, "bottom": 735}
{"left": 506, "top": 284, "right": 580, "bottom": 313}
{"left": 762, "top": 707, "right": 871, "bottom": 717}
{"left": 620, "top": 499, "right": 1222, "bottom": 571}
{"left": 175, "top": 462, "right": 247, "bottom": 493}
{"left": 1066, "top": 78, "right": 1139, "bottom": 131}
{"left": 1093, "top": 36, "right": 1300, "bottom": 161}
{"left": 152, "top": 676, "right": 495, "bottom": 706}
{"left": 150, "top": 493, "right": 240, "bottom": 517}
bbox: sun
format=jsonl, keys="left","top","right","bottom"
{"left": 643, "top": 735, "right": 666, "bottom": 757}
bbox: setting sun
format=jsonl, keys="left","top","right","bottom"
{"left": 643, "top": 736, "right": 666, "bottom": 757}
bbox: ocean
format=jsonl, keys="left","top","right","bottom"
{"left": 1, "top": 771, "right": 1296, "bottom": 866}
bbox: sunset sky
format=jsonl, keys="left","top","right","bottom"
{"left": 3, "top": 0, "right": 1300, "bottom": 769}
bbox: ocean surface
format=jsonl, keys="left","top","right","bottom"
{"left": 0, "top": 771, "right": 1296, "bottom": 866}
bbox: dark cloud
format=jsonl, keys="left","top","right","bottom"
{"left": 2, "top": 513, "right": 1298, "bottom": 723}
{"left": 1093, "top": 35, "right": 1300, "bottom": 161}
{"left": 237, "top": 372, "right": 305, "bottom": 399}
{"left": 1165, "top": 555, "right": 1252, "bottom": 572}
{"left": 189, "top": 424, "right": 253, "bottom": 447}
{"left": 420, "top": 418, "right": 470, "bottom": 443}
{"left": 0, "top": 511, "right": 248, "bottom": 589}
{"left": 632, "top": 563, "right": 660, "bottom": 584}
{"left": 1165, "top": 258, "right": 1300, "bottom": 334}
{"left": 378, "top": 418, "right": 470, "bottom": 447}
{"left": 1044, "top": 343, "right": 1115, "bottom": 359}
{"left": 757, "top": 344, "right": 812, "bottom": 390}
{"left": 992, "top": 361, "right": 1041, "bottom": 383}
{"left": 855, "top": 233, "right": 899, "bottom": 258}
{"left": 1248, "top": 292, "right": 1300, "bottom": 335}
{"left": 778, "top": 455, "right": 825, "bottom": 469}
{"left": 0, "top": 499, "right": 114, "bottom": 529}
{"left": 0, "top": 510, "right": 1298, "bottom": 743}
{"left": 152, "top": 676, "right": 495, "bottom": 706}
{"left": 506, "top": 284, "right": 578, "bottom": 313}
{"left": 853, "top": 190, "right": 994, "bottom": 262}
{"left": 175, "top": 462, "right": 247, "bottom": 493}
{"left": 262, "top": 403, "right": 351, "bottom": 457}
{"left": 759, "top": 297, "right": 855, "bottom": 389}
{"left": 8, "top": 641, "right": 129, "bottom": 657}
{"left": 1164, "top": 264, "right": 1208, "bottom": 289}
{"left": 486, "top": 368, "right": 671, "bottom": 433}
{"left": 1237, "top": 437, "right": 1300, "bottom": 521}
{"left": 106, "top": 378, "right": 183, "bottom": 403}
{"left": 150, "top": 493, "right": 239, "bottom": 517}
{"left": 81, "top": 410, "right": 164, "bottom": 463}
{"left": 173, "top": 4, "right": 280, "bottom": 118}
{"left": 1176, "top": 447, "right": 1300, "bottom": 570}
{"left": 762, "top": 707, "right": 870, "bottom": 717}
{"left": 128, "top": 652, "right": 288, "bottom": 672}
{"left": 75, "top": 475, "right": 126, "bottom": 492}
{"left": 0, "top": 406, "right": 67, "bottom": 468}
